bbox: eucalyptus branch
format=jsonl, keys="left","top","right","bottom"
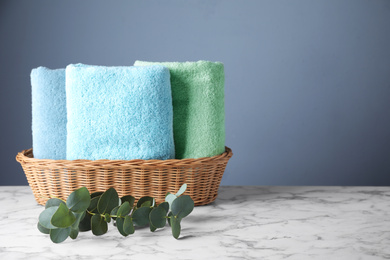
{"left": 37, "top": 184, "right": 194, "bottom": 243}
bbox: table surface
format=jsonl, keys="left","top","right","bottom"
{"left": 0, "top": 186, "right": 389, "bottom": 260}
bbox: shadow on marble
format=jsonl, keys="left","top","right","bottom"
{"left": 178, "top": 234, "right": 196, "bottom": 240}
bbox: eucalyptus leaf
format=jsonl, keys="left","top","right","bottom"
{"left": 171, "top": 217, "right": 181, "bottom": 239}
{"left": 123, "top": 216, "right": 134, "bottom": 235}
{"left": 78, "top": 212, "right": 92, "bottom": 232}
{"left": 132, "top": 207, "right": 152, "bottom": 227}
{"left": 117, "top": 201, "right": 131, "bottom": 217}
{"left": 39, "top": 206, "right": 59, "bottom": 229}
{"left": 71, "top": 212, "right": 86, "bottom": 229}
{"left": 50, "top": 227, "right": 71, "bottom": 243}
{"left": 171, "top": 195, "right": 194, "bottom": 219}
{"left": 150, "top": 206, "right": 167, "bottom": 228}
{"left": 150, "top": 225, "right": 157, "bottom": 232}
{"left": 175, "top": 183, "right": 187, "bottom": 197}
{"left": 165, "top": 193, "right": 177, "bottom": 211}
{"left": 104, "top": 213, "right": 111, "bottom": 223}
{"left": 97, "top": 187, "right": 119, "bottom": 214}
{"left": 136, "top": 196, "right": 155, "bottom": 208}
{"left": 111, "top": 206, "right": 119, "bottom": 215}
{"left": 70, "top": 228, "right": 79, "bottom": 239}
{"left": 45, "top": 198, "right": 65, "bottom": 209}
{"left": 91, "top": 191, "right": 104, "bottom": 198}
{"left": 167, "top": 212, "right": 173, "bottom": 227}
{"left": 116, "top": 218, "right": 128, "bottom": 237}
{"left": 110, "top": 206, "right": 119, "bottom": 220}
{"left": 66, "top": 187, "right": 91, "bottom": 213}
{"left": 121, "top": 195, "right": 135, "bottom": 209}
{"left": 87, "top": 196, "right": 100, "bottom": 213}
{"left": 91, "top": 214, "right": 108, "bottom": 236}
{"left": 158, "top": 202, "right": 169, "bottom": 213}
{"left": 51, "top": 203, "right": 76, "bottom": 228}
{"left": 37, "top": 222, "right": 50, "bottom": 234}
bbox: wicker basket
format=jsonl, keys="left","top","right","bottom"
{"left": 16, "top": 147, "right": 232, "bottom": 206}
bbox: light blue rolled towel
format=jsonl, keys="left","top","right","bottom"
{"left": 65, "top": 63, "right": 175, "bottom": 160}
{"left": 31, "top": 67, "right": 67, "bottom": 159}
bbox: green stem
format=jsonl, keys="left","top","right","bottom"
{"left": 86, "top": 210, "right": 126, "bottom": 220}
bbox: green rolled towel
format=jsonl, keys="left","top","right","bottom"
{"left": 134, "top": 60, "right": 225, "bottom": 159}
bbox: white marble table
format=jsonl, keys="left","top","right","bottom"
{"left": 0, "top": 186, "right": 389, "bottom": 260}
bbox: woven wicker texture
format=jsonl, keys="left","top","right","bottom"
{"left": 16, "top": 147, "right": 232, "bottom": 206}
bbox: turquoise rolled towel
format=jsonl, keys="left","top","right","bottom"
{"left": 65, "top": 64, "right": 175, "bottom": 160}
{"left": 134, "top": 61, "right": 225, "bottom": 159}
{"left": 31, "top": 67, "right": 67, "bottom": 159}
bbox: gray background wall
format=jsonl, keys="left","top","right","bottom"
{"left": 1, "top": 0, "right": 390, "bottom": 186}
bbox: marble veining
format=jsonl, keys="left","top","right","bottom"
{"left": 0, "top": 186, "right": 389, "bottom": 259}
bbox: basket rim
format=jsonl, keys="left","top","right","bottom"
{"left": 16, "top": 146, "right": 233, "bottom": 167}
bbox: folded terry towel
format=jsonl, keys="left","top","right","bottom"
{"left": 65, "top": 64, "right": 175, "bottom": 160}
{"left": 31, "top": 67, "right": 67, "bottom": 159}
{"left": 134, "top": 60, "right": 225, "bottom": 159}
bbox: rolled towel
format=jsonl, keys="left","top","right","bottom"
{"left": 31, "top": 67, "right": 67, "bottom": 160}
{"left": 65, "top": 63, "right": 175, "bottom": 160}
{"left": 134, "top": 60, "right": 225, "bottom": 159}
